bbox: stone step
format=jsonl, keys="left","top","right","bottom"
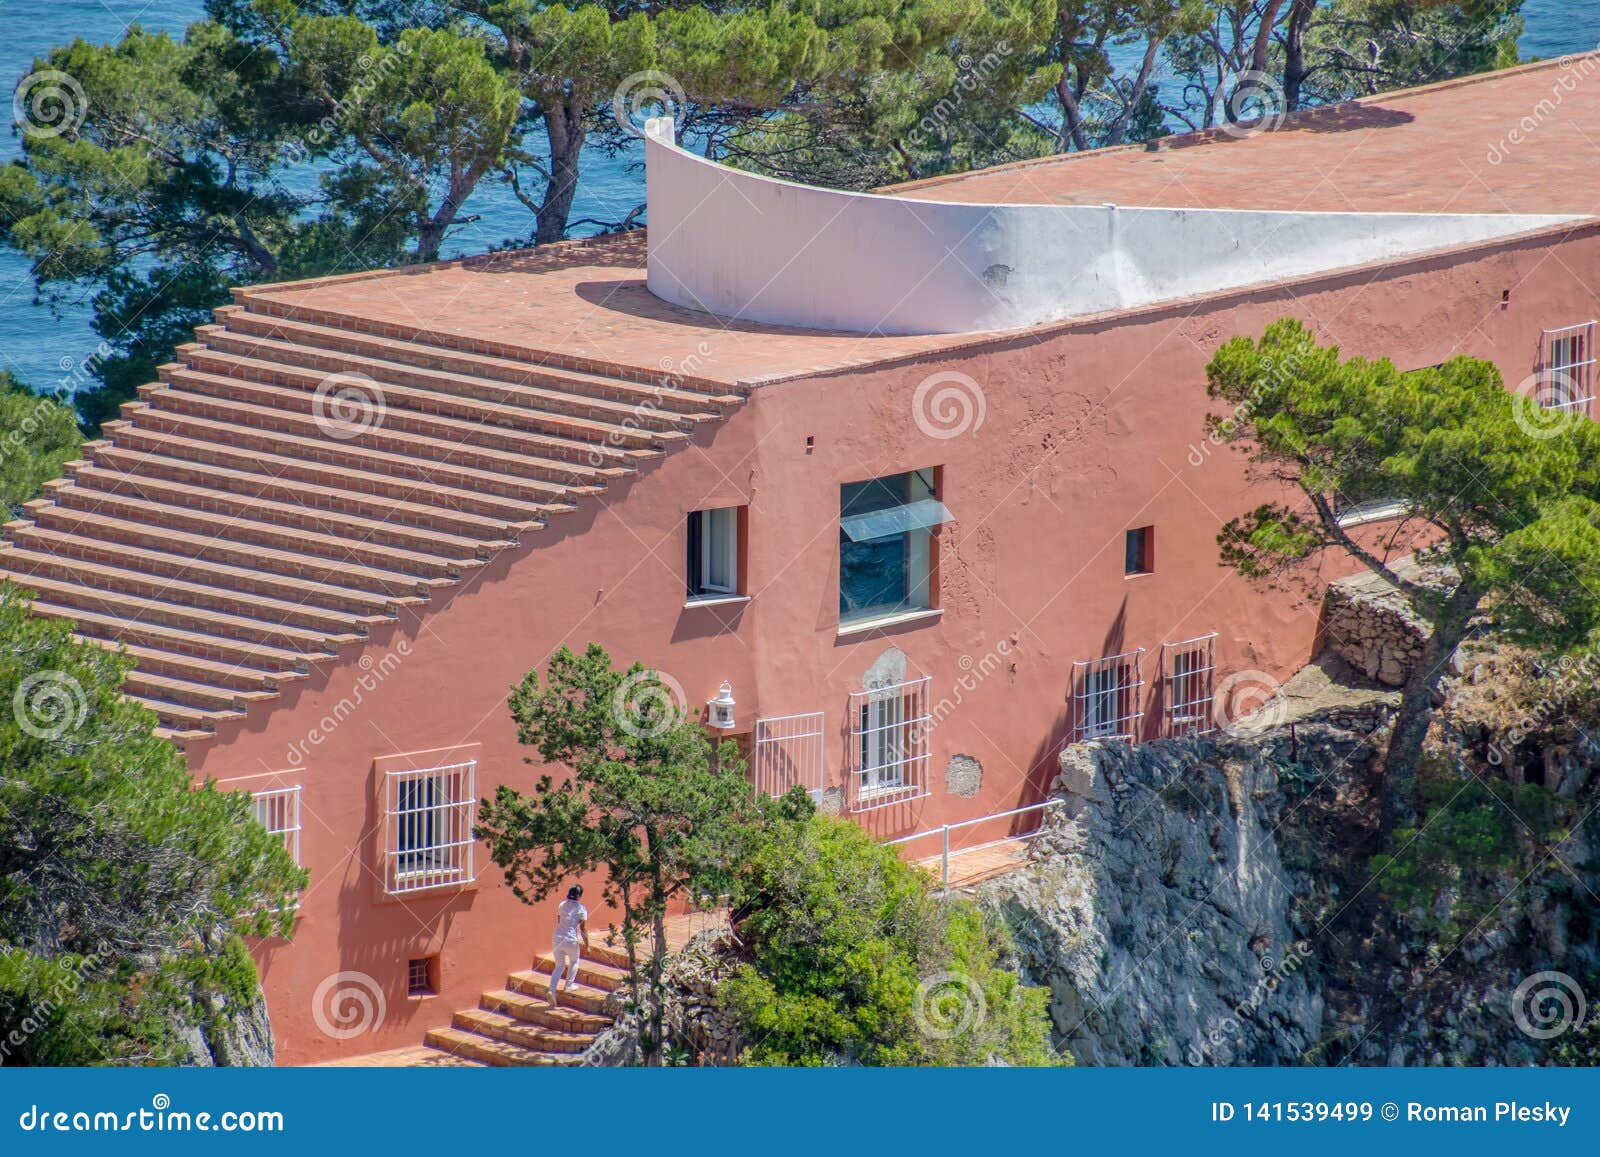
{"left": 450, "top": 1008, "right": 595, "bottom": 1054}
{"left": 228, "top": 297, "right": 742, "bottom": 398}
{"left": 150, "top": 373, "right": 642, "bottom": 484}
{"left": 177, "top": 344, "right": 677, "bottom": 450}
{"left": 90, "top": 639, "right": 301, "bottom": 694}
{"left": 94, "top": 428, "right": 562, "bottom": 527}
{"left": 0, "top": 546, "right": 378, "bottom": 639}
{"left": 31, "top": 600, "right": 314, "bottom": 674}
{"left": 213, "top": 307, "right": 742, "bottom": 412}
{"left": 422, "top": 1027, "right": 585, "bottom": 1067}
{"left": 21, "top": 505, "right": 436, "bottom": 600}
{"left": 313, "top": 1045, "right": 484, "bottom": 1068}
{"left": 530, "top": 951, "right": 630, "bottom": 993}
{"left": 478, "top": 988, "right": 613, "bottom": 1034}
{"left": 121, "top": 669, "right": 270, "bottom": 713}
{"left": 194, "top": 325, "right": 716, "bottom": 432}
{"left": 65, "top": 461, "right": 512, "bottom": 560}
{"left": 42, "top": 482, "right": 477, "bottom": 581}
{"left": 127, "top": 693, "right": 240, "bottom": 732}
{"left": 505, "top": 970, "right": 612, "bottom": 1015}
{"left": 85, "top": 447, "right": 529, "bottom": 543}
{"left": 111, "top": 410, "right": 592, "bottom": 507}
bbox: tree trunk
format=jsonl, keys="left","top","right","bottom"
{"left": 1379, "top": 592, "right": 1476, "bottom": 834}
{"left": 536, "top": 103, "right": 586, "bottom": 246}
{"left": 1282, "top": 0, "right": 1319, "bottom": 111}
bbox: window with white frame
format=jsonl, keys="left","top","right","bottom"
{"left": 384, "top": 761, "right": 476, "bottom": 895}
{"left": 1162, "top": 635, "right": 1217, "bottom": 738}
{"left": 848, "top": 677, "right": 931, "bottom": 810}
{"left": 251, "top": 785, "right": 303, "bottom": 865}
{"left": 1541, "top": 322, "right": 1597, "bottom": 416}
{"left": 1073, "top": 650, "right": 1145, "bottom": 742}
{"left": 687, "top": 506, "right": 741, "bottom": 599}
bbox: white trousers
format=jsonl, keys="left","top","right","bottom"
{"left": 549, "top": 943, "right": 581, "bottom": 994}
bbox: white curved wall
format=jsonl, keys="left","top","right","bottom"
{"left": 643, "top": 118, "right": 1583, "bottom": 336}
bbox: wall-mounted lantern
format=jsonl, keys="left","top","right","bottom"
{"left": 706, "top": 681, "right": 737, "bottom": 730}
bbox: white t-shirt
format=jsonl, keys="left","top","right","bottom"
{"left": 554, "top": 899, "right": 587, "bottom": 947}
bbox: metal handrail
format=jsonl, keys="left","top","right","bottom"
{"left": 887, "top": 799, "right": 1064, "bottom": 889}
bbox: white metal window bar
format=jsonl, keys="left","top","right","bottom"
{"left": 384, "top": 761, "right": 477, "bottom": 895}
{"left": 1162, "top": 634, "right": 1217, "bottom": 738}
{"left": 251, "top": 785, "right": 303, "bottom": 866}
{"left": 1541, "top": 321, "right": 1597, "bottom": 416}
{"left": 753, "top": 711, "right": 827, "bottom": 801}
{"left": 849, "top": 676, "right": 932, "bottom": 812}
{"left": 1073, "top": 649, "right": 1146, "bottom": 742}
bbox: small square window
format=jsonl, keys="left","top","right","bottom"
{"left": 687, "top": 507, "right": 741, "bottom": 599}
{"left": 408, "top": 956, "right": 437, "bottom": 997}
{"left": 1125, "top": 527, "right": 1154, "bottom": 575}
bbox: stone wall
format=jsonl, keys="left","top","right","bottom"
{"left": 1321, "top": 566, "right": 1430, "bottom": 686}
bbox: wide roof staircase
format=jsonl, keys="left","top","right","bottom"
{"left": 0, "top": 282, "right": 745, "bottom": 742}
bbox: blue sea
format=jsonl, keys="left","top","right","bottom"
{"left": 0, "top": 0, "right": 1596, "bottom": 394}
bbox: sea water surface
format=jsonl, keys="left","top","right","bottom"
{"left": 0, "top": 0, "right": 1595, "bottom": 393}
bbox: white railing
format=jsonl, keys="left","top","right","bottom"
{"left": 753, "top": 711, "right": 826, "bottom": 801}
{"left": 888, "top": 800, "right": 1064, "bottom": 890}
{"left": 384, "top": 761, "right": 477, "bottom": 895}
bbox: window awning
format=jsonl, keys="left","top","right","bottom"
{"left": 841, "top": 497, "right": 955, "bottom": 542}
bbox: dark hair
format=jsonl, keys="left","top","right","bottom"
{"left": 567, "top": 885, "right": 583, "bottom": 901}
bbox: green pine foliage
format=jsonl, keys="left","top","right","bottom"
{"left": 722, "top": 812, "right": 1062, "bottom": 1066}
{"left": 0, "top": 584, "right": 306, "bottom": 1065}
{"left": 0, "top": 374, "right": 81, "bottom": 518}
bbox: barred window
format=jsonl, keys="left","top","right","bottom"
{"left": 250, "top": 785, "right": 302, "bottom": 865}
{"left": 384, "top": 762, "right": 476, "bottom": 895}
{"left": 1163, "top": 635, "right": 1217, "bottom": 737}
{"left": 848, "top": 677, "right": 931, "bottom": 811}
{"left": 1073, "top": 650, "right": 1145, "bottom": 742}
